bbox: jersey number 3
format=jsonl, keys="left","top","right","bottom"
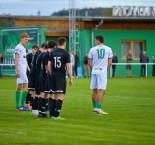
{"left": 96, "top": 49, "right": 105, "bottom": 59}
{"left": 54, "top": 57, "right": 61, "bottom": 68}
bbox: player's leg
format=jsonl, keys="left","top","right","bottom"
{"left": 114, "top": 65, "right": 116, "bottom": 77}
{"left": 20, "top": 83, "right": 28, "bottom": 107}
{"left": 141, "top": 65, "right": 143, "bottom": 76}
{"left": 50, "top": 74, "right": 66, "bottom": 120}
{"left": 38, "top": 72, "right": 47, "bottom": 116}
{"left": 39, "top": 73, "right": 48, "bottom": 117}
{"left": 44, "top": 73, "right": 51, "bottom": 111}
{"left": 15, "top": 83, "right": 22, "bottom": 110}
{"left": 25, "top": 73, "right": 31, "bottom": 108}
{"left": 49, "top": 93, "right": 57, "bottom": 118}
{"left": 96, "top": 74, "right": 108, "bottom": 115}
{"left": 25, "top": 91, "right": 31, "bottom": 108}
{"left": 28, "top": 76, "right": 36, "bottom": 113}
{"left": 92, "top": 89, "right": 98, "bottom": 112}
{"left": 34, "top": 72, "right": 43, "bottom": 116}
{"left": 112, "top": 65, "right": 114, "bottom": 77}
{"left": 29, "top": 90, "right": 34, "bottom": 110}
{"left": 96, "top": 89, "right": 105, "bottom": 110}
{"left": 144, "top": 65, "right": 146, "bottom": 77}
{"left": 129, "top": 65, "right": 132, "bottom": 77}
{"left": 90, "top": 74, "right": 98, "bottom": 112}
{"left": 48, "top": 74, "right": 57, "bottom": 118}
{"left": 126, "top": 66, "right": 129, "bottom": 77}
{"left": 54, "top": 93, "right": 65, "bottom": 118}
{"left": 153, "top": 64, "right": 155, "bottom": 76}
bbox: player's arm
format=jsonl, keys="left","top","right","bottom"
{"left": 15, "top": 54, "right": 20, "bottom": 77}
{"left": 66, "top": 63, "right": 73, "bottom": 87}
{"left": 48, "top": 60, "right": 52, "bottom": 75}
{"left": 45, "top": 65, "right": 48, "bottom": 73}
{"left": 44, "top": 54, "right": 49, "bottom": 73}
{"left": 27, "top": 55, "right": 31, "bottom": 72}
{"left": 107, "top": 58, "right": 112, "bottom": 71}
{"left": 88, "top": 58, "right": 92, "bottom": 68}
{"left": 45, "top": 58, "right": 49, "bottom": 73}
{"left": 27, "top": 65, "right": 30, "bottom": 72}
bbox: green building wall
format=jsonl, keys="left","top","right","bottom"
{"left": 79, "top": 30, "right": 155, "bottom": 77}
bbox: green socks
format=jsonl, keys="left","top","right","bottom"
{"left": 16, "top": 91, "right": 21, "bottom": 108}
{"left": 96, "top": 103, "right": 102, "bottom": 110}
{"left": 92, "top": 100, "right": 97, "bottom": 109}
{"left": 93, "top": 101, "right": 102, "bottom": 110}
{"left": 21, "top": 91, "right": 28, "bottom": 106}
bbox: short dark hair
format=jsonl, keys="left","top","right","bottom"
{"left": 48, "top": 40, "right": 56, "bottom": 48}
{"left": 32, "top": 45, "right": 39, "bottom": 50}
{"left": 58, "top": 37, "right": 66, "bottom": 46}
{"left": 95, "top": 35, "right": 104, "bottom": 43}
{"left": 41, "top": 41, "right": 48, "bottom": 49}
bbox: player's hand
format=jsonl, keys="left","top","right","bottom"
{"left": 69, "top": 79, "right": 73, "bottom": 87}
{"left": 16, "top": 71, "right": 20, "bottom": 78}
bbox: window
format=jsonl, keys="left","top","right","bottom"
{"left": 121, "top": 40, "right": 145, "bottom": 60}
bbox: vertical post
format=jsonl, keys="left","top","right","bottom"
{"left": 145, "top": 63, "right": 147, "bottom": 77}
{"left": 110, "top": 65, "right": 112, "bottom": 78}
{"left": 91, "top": 31, "right": 94, "bottom": 47}
{"left": 69, "top": 0, "right": 76, "bottom": 51}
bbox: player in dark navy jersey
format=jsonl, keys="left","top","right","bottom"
{"left": 48, "top": 37, "right": 73, "bottom": 120}
{"left": 44, "top": 40, "right": 57, "bottom": 94}
{"left": 38, "top": 40, "right": 56, "bottom": 117}
{"left": 34, "top": 42, "right": 48, "bottom": 116}
{"left": 26, "top": 45, "right": 39, "bottom": 109}
{"left": 28, "top": 47, "right": 42, "bottom": 115}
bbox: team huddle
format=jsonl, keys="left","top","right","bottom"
{"left": 15, "top": 33, "right": 72, "bottom": 120}
{"left": 14, "top": 33, "right": 112, "bottom": 119}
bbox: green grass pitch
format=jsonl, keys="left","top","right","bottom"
{"left": 0, "top": 76, "right": 155, "bottom": 145}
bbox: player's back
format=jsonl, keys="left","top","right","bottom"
{"left": 41, "top": 51, "right": 49, "bottom": 73}
{"left": 49, "top": 48, "right": 70, "bottom": 76}
{"left": 30, "top": 50, "right": 41, "bottom": 75}
{"left": 36, "top": 52, "right": 45, "bottom": 74}
{"left": 89, "top": 44, "right": 112, "bottom": 74}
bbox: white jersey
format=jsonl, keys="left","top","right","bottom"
{"left": 14, "top": 43, "right": 27, "bottom": 72}
{"left": 88, "top": 44, "right": 113, "bottom": 74}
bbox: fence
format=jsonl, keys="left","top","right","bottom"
{"left": 0, "top": 63, "right": 155, "bottom": 77}
{"left": 109, "top": 63, "right": 155, "bottom": 77}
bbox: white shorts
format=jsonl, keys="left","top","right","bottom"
{"left": 16, "top": 72, "right": 28, "bottom": 84}
{"left": 90, "top": 74, "right": 107, "bottom": 90}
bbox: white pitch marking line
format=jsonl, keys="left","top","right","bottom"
{"left": 0, "top": 129, "right": 26, "bottom": 135}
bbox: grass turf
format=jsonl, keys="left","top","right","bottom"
{"left": 0, "top": 76, "right": 155, "bottom": 145}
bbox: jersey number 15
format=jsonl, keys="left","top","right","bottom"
{"left": 54, "top": 57, "right": 61, "bottom": 68}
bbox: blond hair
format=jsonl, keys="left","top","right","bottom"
{"left": 20, "top": 32, "right": 29, "bottom": 39}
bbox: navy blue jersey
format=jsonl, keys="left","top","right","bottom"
{"left": 36, "top": 52, "right": 45, "bottom": 78}
{"left": 49, "top": 48, "right": 70, "bottom": 76}
{"left": 41, "top": 51, "right": 49, "bottom": 74}
{"left": 30, "top": 50, "right": 41, "bottom": 76}
{"left": 27, "top": 53, "right": 33, "bottom": 69}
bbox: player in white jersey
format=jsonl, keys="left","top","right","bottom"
{"left": 14, "top": 32, "right": 30, "bottom": 111}
{"left": 88, "top": 35, "right": 112, "bottom": 115}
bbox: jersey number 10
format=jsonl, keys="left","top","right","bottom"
{"left": 54, "top": 57, "right": 61, "bottom": 68}
{"left": 96, "top": 49, "right": 105, "bottom": 59}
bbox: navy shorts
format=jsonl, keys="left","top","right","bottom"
{"left": 50, "top": 73, "right": 66, "bottom": 94}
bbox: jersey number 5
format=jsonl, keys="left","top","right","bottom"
{"left": 96, "top": 49, "right": 105, "bottom": 59}
{"left": 54, "top": 57, "right": 61, "bottom": 68}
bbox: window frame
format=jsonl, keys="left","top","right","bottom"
{"left": 121, "top": 40, "right": 145, "bottom": 60}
